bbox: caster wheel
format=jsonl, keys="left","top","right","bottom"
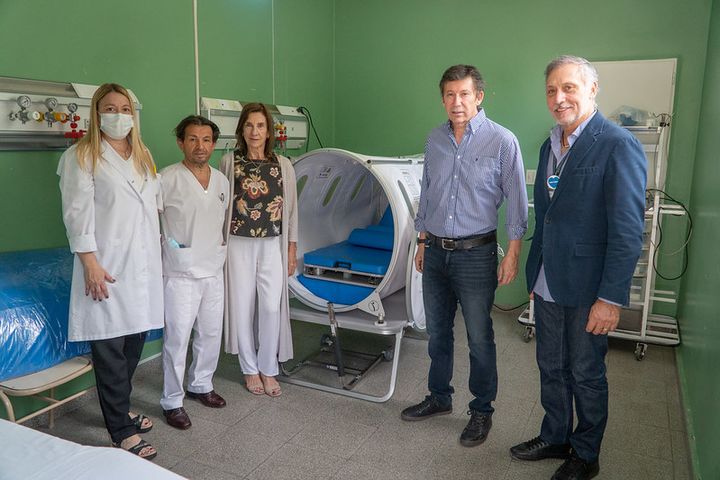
{"left": 320, "top": 333, "right": 334, "bottom": 347}
{"left": 634, "top": 343, "right": 647, "bottom": 361}
{"left": 382, "top": 349, "right": 394, "bottom": 361}
{"left": 522, "top": 326, "right": 535, "bottom": 343}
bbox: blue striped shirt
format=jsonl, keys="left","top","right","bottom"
{"left": 415, "top": 109, "right": 528, "bottom": 240}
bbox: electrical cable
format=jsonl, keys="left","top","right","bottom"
{"left": 645, "top": 187, "right": 692, "bottom": 281}
{"left": 493, "top": 301, "right": 530, "bottom": 312}
{"left": 297, "top": 106, "right": 324, "bottom": 152}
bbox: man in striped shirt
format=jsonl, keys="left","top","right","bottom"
{"left": 401, "top": 64, "right": 528, "bottom": 448}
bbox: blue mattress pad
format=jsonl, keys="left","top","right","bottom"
{"left": 303, "top": 241, "right": 392, "bottom": 275}
{"left": 347, "top": 226, "right": 394, "bottom": 251}
{"left": 299, "top": 205, "right": 395, "bottom": 304}
{"left": 296, "top": 274, "right": 375, "bottom": 306}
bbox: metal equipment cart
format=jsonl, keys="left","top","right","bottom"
{"left": 519, "top": 121, "right": 686, "bottom": 360}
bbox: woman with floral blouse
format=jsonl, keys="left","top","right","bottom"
{"left": 220, "top": 103, "right": 298, "bottom": 397}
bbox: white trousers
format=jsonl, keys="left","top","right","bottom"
{"left": 161, "top": 273, "right": 224, "bottom": 410}
{"left": 227, "top": 235, "right": 283, "bottom": 376}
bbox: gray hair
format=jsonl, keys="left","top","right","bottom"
{"left": 545, "top": 55, "right": 599, "bottom": 85}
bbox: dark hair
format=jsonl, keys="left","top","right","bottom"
{"left": 174, "top": 115, "right": 220, "bottom": 142}
{"left": 234, "top": 102, "right": 275, "bottom": 159}
{"left": 439, "top": 64, "right": 485, "bottom": 95}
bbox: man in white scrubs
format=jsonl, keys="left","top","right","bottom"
{"left": 160, "top": 115, "right": 230, "bottom": 429}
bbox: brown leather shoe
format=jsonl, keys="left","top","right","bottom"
{"left": 186, "top": 390, "right": 227, "bottom": 408}
{"left": 163, "top": 407, "right": 192, "bottom": 430}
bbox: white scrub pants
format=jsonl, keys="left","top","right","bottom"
{"left": 161, "top": 273, "right": 224, "bottom": 410}
{"left": 227, "top": 235, "right": 283, "bottom": 376}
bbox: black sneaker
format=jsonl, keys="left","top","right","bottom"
{"left": 400, "top": 396, "right": 452, "bottom": 421}
{"left": 459, "top": 410, "right": 492, "bottom": 447}
{"left": 551, "top": 451, "right": 600, "bottom": 480}
{"left": 510, "top": 436, "right": 571, "bottom": 461}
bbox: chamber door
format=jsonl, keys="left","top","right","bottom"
{"left": 405, "top": 242, "right": 426, "bottom": 331}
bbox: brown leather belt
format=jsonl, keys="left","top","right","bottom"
{"left": 426, "top": 231, "right": 496, "bottom": 251}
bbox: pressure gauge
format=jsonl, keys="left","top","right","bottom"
{"left": 45, "top": 97, "right": 58, "bottom": 110}
{"left": 16, "top": 95, "right": 32, "bottom": 109}
{"left": 67, "top": 102, "right": 78, "bottom": 113}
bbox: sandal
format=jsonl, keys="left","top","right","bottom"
{"left": 260, "top": 374, "right": 282, "bottom": 397}
{"left": 245, "top": 375, "right": 265, "bottom": 395}
{"left": 114, "top": 437, "right": 157, "bottom": 461}
{"left": 130, "top": 413, "right": 153, "bottom": 433}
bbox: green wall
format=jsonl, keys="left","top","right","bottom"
{"left": 0, "top": 0, "right": 334, "bottom": 253}
{"left": 273, "top": 0, "right": 335, "bottom": 150}
{"left": 0, "top": 0, "right": 194, "bottom": 252}
{"left": 676, "top": 1, "right": 720, "bottom": 478}
{"left": 332, "top": 0, "right": 712, "bottom": 306}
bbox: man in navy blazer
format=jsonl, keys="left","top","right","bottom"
{"left": 509, "top": 56, "right": 646, "bottom": 480}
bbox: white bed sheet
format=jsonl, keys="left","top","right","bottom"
{"left": 0, "top": 419, "right": 185, "bottom": 480}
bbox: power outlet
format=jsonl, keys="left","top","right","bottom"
{"left": 526, "top": 169, "right": 537, "bottom": 185}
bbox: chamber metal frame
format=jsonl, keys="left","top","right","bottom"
{"left": 280, "top": 290, "right": 407, "bottom": 402}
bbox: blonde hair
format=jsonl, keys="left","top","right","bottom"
{"left": 75, "top": 83, "right": 156, "bottom": 176}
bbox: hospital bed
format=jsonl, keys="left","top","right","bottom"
{"left": 0, "top": 248, "right": 161, "bottom": 425}
{"left": 0, "top": 419, "right": 184, "bottom": 480}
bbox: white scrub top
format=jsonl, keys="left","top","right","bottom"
{"left": 57, "top": 140, "right": 164, "bottom": 342}
{"left": 159, "top": 162, "right": 229, "bottom": 278}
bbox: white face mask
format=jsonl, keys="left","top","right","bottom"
{"left": 99, "top": 113, "right": 134, "bottom": 140}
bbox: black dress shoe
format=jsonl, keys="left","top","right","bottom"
{"left": 459, "top": 410, "right": 492, "bottom": 447}
{"left": 551, "top": 452, "right": 599, "bottom": 480}
{"left": 163, "top": 407, "right": 192, "bottom": 430}
{"left": 186, "top": 390, "right": 227, "bottom": 408}
{"left": 510, "top": 436, "right": 571, "bottom": 461}
{"left": 400, "top": 396, "right": 452, "bottom": 421}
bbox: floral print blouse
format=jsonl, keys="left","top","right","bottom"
{"left": 230, "top": 153, "right": 283, "bottom": 238}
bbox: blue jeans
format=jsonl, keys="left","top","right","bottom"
{"left": 423, "top": 241, "right": 498, "bottom": 413}
{"left": 534, "top": 294, "right": 609, "bottom": 462}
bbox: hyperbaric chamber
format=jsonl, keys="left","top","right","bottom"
{"left": 288, "top": 148, "right": 426, "bottom": 331}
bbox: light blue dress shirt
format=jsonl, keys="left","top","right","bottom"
{"left": 415, "top": 109, "right": 528, "bottom": 240}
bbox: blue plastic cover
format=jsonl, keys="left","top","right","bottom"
{"left": 0, "top": 248, "right": 162, "bottom": 382}
{"left": 296, "top": 274, "right": 375, "bottom": 306}
{"left": 303, "top": 241, "right": 392, "bottom": 275}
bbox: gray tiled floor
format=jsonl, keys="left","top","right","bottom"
{"left": 32, "top": 308, "right": 693, "bottom": 479}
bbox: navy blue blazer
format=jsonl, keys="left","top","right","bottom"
{"left": 525, "top": 112, "right": 647, "bottom": 307}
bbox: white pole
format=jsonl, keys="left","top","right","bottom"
{"left": 271, "top": 0, "right": 276, "bottom": 104}
{"left": 193, "top": 0, "right": 200, "bottom": 114}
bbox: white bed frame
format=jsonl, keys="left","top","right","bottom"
{"left": 0, "top": 356, "right": 94, "bottom": 426}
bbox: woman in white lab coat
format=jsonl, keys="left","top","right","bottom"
{"left": 57, "top": 83, "right": 163, "bottom": 460}
{"left": 220, "top": 102, "right": 297, "bottom": 397}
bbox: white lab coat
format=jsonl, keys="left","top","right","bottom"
{"left": 57, "top": 141, "right": 164, "bottom": 342}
